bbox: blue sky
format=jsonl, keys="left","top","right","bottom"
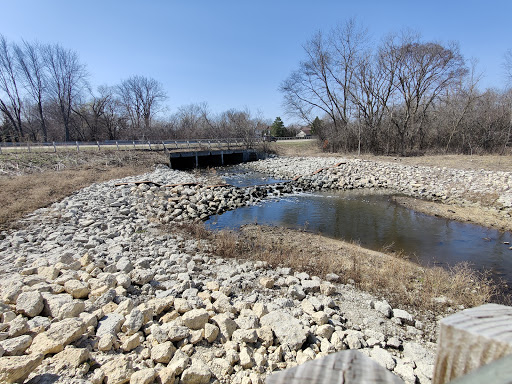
{"left": 1, "top": 1, "right": 511, "bottom": 123}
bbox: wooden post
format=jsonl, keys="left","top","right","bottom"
{"left": 116, "top": 141, "right": 119, "bottom": 151}
{"left": 97, "top": 141, "right": 100, "bottom": 151}
{"left": 76, "top": 141, "right": 79, "bottom": 152}
{"left": 266, "top": 350, "right": 404, "bottom": 384}
{"left": 133, "top": 141, "right": 136, "bottom": 149}
{"left": 148, "top": 141, "right": 152, "bottom": 150}
{"left": 448, "top": 354, "right": 512, "bottom": 383}
{"left": 27, "top": 142, "right": 31, "bottom": 153}
{"left": 433, "top": 303, "right": 512, "bottom": 384}
{"left": 53, "top": 142, "right": 57, "bottom": 153}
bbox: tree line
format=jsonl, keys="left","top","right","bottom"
{"left": 0, "top": 35, "right": 269, "bottom": 144}
{"left": 281, "top": 19, "right": 512, "bottom": 155}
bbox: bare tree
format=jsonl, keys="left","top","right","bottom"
{"left": 0, "top": 35, "right": 24, "bottom": 140}
{"left": 42, "top": 43, "right": 88, "bottom": 141}
{"left": 116, "top": 75, "right": 166, "bottom": 138}
{"left": 280, "top": 19, "right": 370, "bottom": 151}
{"left": 349, "top": 50, "right": 395, "bottom": 153}
{"left": 14, "top": 40, "right": 48, "bottom": 141}
{"left": 504, "top": 49, "right": 512, "bottom": 86}
{"left": 381, "top": 32, "right": 467, "bottom": 154}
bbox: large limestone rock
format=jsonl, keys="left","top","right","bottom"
{"left": 41, "top": 292, "right": 73, "bottom": 318}
{"left": 15, "top": 291, "right": 44, "bottom": 317}
{"left": 0, "top": 335, "right": 32, "bottom": 356}
{"left": 122, "top": 309, "right": 143, "bottom": 335}
{"left": 0, "top": 353, "right": 44, "bottom": 383}
{"left": 28, "top": 317, "right": 86, "bottom": 355}
{"left": 261, "top": 310, "right": 309, "bottom": 351}
{"left": 54, "top": 347, "right": 90, "bottom": 369}
{"left": 151, "top": 341, "right": 176, "bottom": 364}
{"left": 181, "top": 359, "right": 211, "bottom": 384}
{"left": 130, "top": 368, "right": 156, "bottom": 384}
{"left": 182, "top": 308, "right": 209, "bottom": 330}
{"left": 211, "top": 313, "right": 238, "bottom": 342}
{"left": 97, "top": 313, "right": 125, "bottom": 337}
{"left": 101, "top": 356, "right": 133, "bottom": 384}
{"left": 64, "top": 279, "right": 90, "bottom": 299}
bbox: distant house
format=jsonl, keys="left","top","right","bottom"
{"left": 296, "top": 127, "right": 312, "bottom": 138}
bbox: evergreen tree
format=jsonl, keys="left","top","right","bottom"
{"left": 311, "top": 116, "right": 322, "bottom": 135}
{"left": 270, "top": 116, "right": 285, "bottom": 137}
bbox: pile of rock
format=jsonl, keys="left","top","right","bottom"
{"left": 130, "top": 182, "right": 295, "bottom": 223}
{"left": 0, "top": 246, "right": 434, "bottom": 384}
{"left": 0, "top": 163, "right": 440, "bottom": 383}
{"left": 245, "top": 157, "right": 512, "bottom": 212}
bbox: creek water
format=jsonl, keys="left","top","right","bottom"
{"left": 204, "top": 170, "right": 512, "bottom": 288}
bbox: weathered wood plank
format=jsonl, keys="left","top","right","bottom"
{"left": 266, "top": 350, "right": 404, "bottom": 384}
{"left": 433, "top": 303, "right": 512, "bottom": 384}
{"left": 448, "top": 353, "right": 512, "bottom": 384}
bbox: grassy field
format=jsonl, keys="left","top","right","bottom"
{"left": 271, "top": 140, "right": 512, "bottom": 172}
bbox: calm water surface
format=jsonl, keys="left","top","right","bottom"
{"left": 206, "top": 190, "right": 512, "bottom": 286}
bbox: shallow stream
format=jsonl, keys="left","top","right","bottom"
{"left": 205, "top": 168, "right": 512, "bottom": 288}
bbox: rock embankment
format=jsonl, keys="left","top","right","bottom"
{"left": 0, "top": 162, "right": 443, "bottom": 383}
{"left": 245, "top": 157, "right": 512, "bottom": 220}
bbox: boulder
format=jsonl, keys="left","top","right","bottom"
{"left": 167, "top": 349, "right": 190, "bottom": 375}
{"left": 54, "top": 347, "right": 90, "bottom": 369}
{"left": 28, "top": 317, "right": 86, "bottom": 355}
{"left": 122, "top": 309, "right": 143, "bottom": 335}
{"left": 41, "top": 292, "right": 73, "bottom": 317}
{"left": 64, "top": 280, "right": 90, "bottom": 299}
{"left": 211, "top": 313, "right": 238, "bottom": 342}
{"left": 130, "top": 368, "right": 156, "bottom": 384}
{"left": 151, "top": 341, "right": 176, "bottom": 364}
{"left": 130, "top": 269, "right": 155, "bottom": 286}
{"left": 370, "top": 346, "right": 396, "bottom": 370}
{"left": 0, "top": 353, "right": 44, "bottom": 383}
{"left": 393, "top": 309, "right": 414, "bottom": 325}
{"left": 0, "top": 335, "right": 32, "bottom": 356}
{"left": 182, "top": 308, "right": 209, "bottom": 330}
{"left": 181, "top": 359, "right": 211, "bottom": 384}
{"left": 261, "top": 311, "right": 309, "bottom": 351}
{"left": 259, "top": 277, "right": 274, "bottom": 289}
{"left": 204, "top": 323, "right": 219, "bottom": 343}
{"left": 16, "top": 291, "right": 44, "bottom": 317}
{"left": 97, "top": 313, "right": 125, "bottom": 337}
{"left": 101, "top": 356, "right": 133, "bottom": 384}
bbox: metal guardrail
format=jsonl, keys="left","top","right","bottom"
{"left": 0, "top": 137, "right": 313, "bottom": 154}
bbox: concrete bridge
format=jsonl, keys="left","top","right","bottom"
{"left": 169, "top": 148, "right": 265, "bottom": 169}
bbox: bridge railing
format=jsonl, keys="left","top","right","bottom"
{"left": 0, "top": 137, "right": 283, "bottom": 154}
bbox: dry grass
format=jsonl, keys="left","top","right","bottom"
{"left": 176, "top": 222, "right": 498, "bottom": 314}
{"left": 0, "top": 150, "right": 167, "bottom": 230}
{"left": 273, "top": 140, "right": 512, "bottom": 172}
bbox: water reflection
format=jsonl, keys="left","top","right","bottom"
{"left": 206, "top": 190, "right": 512, "bottom": 285}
